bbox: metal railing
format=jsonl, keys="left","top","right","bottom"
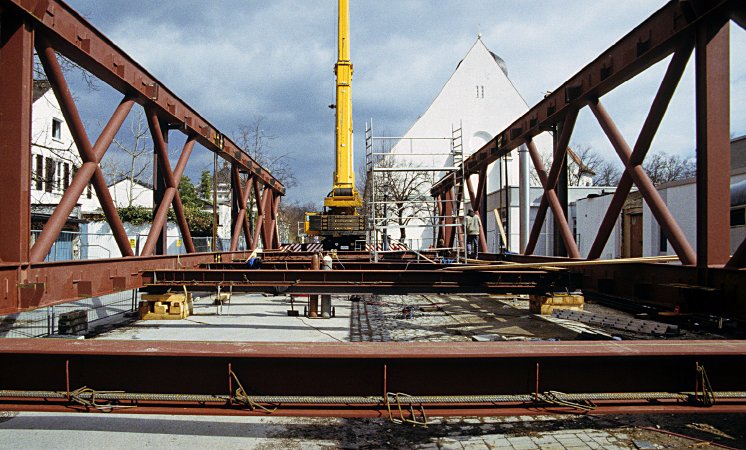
{"left": 0, "top": 290, "right": 137, "bottom": 338}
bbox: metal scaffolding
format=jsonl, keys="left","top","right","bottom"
{"left": 365, "top": 120, "right": 466, "bottom": 262}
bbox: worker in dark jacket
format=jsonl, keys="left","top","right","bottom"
{"left": 464, "top": 209, "right": 481, "bottom": 260}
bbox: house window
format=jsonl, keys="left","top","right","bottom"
{"left": 731, "top": 207, "right": 746, "bottom": 226}
{"left": 56, "top": 161, "right": 62, "bottom": 190}
{"left": 34, "top": 155, "right": 43, "bottom": 190}
{"left": 63, "top": 163, "right": 70, "bottom": 190}
{"left": 44, "top": 157, "right": 55, "bottom": 193}
{"left": 52, "top": 118, "right": 62, "bottom": 140}
{"left": 475, "top": 85, "right": 484, "bottom": 99}
{"left": 480, "top": 85, "right": 484, "bottom": 98}
{"left": 659, "top": 227, "right": 668, "bottom": 253}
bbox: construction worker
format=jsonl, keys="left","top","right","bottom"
{"left": 465, "top": 209, "right": 481, "bottom": 260}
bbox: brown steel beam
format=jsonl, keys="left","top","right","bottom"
{"left": 0, "top": 339, "right": 743, "bottom": 417}
{"left": 141, "top": 135, "right": 196, "bottom": 257}
{"left": 146, "top": 107, "right": 196, "bottom": 254}
{"left": 0, "top": 11, "right": 32, "bottom": 264}
{"left": 695, "top": 19, "right": 730, "bottom": 267}
{"left": 34, "top": 34, "right": 134, "bottom": 261}
{"left": 252, "top": 178, "right": 265, "bottom": 250}
{"left": 0, "top": 252, "right": 250, "bottom": 313}
{"left": 589, "top": 100, "right": 696, "bottom": 265}
{"left": 435, "top": 193, "right": 444, "bottom": 246}
{"left": 443, "top": 190, "right": 455, "bottom": 248}
{"left": 144, "top": 267, "right": 568, "bottom": 295}
{"left": 431, "top": 0, "right": 730, "bottom": 196}
{"left": 587, "top": 44, "right": 693, "bottom": 260}
{"left": 0, "top": 0, "right": 284, "bottom": 195}
{"left": 465, "top": 172, "right": 488, "bottom": 252}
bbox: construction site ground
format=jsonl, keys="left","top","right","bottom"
{"left": 1, "top": 292, "right": 743, "bottom": 449}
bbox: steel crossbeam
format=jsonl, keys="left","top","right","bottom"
{"left": 0, "top": 339, "right": 744, "bottom": 417}
{"left": 142, "top": 267, "right": 569, "bottom": 295}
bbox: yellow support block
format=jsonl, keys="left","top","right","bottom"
{"left": 139, "top": 292, "right": 193, "bottom": 320}
{"left": 529, "top": 293, "right": 584, "bottom": 315}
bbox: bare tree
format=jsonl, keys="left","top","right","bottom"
{"left": 279, "top": 200, "right": 319, "bottom": 243}
{"left": 233, "top": 115, "right": 296, "bottom": 190}
{"left": 593, "top": 161, "right": 622, "bottom": 186}
{"left": 529, "top": 144, "right": 602, "bottom": 187}
{"left": 231, "top": 115, "right": 296, "bottom": 235}
{"left": 642, "top": 151, "right": 696, "bottom": 185}
{"left": 371, "top": 156, "right": 432, "bottom": 241}
{"left": 567, "top": 145, "right": 601, "bottom": 186}
{"left": 103, "top": 108, "right": 152, "bottom": 206}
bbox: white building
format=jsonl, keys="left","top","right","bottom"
{"left": 30, "top": 80, "right": 83, "bottom": 215}
{"left": 573, "top": 135, "right": 746, "bottom": 259}
{"left": 382, "top": 37, "right": 594, "bottom": 252}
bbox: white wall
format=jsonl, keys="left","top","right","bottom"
{"left": 644, "top": 172, "right": 746, "bottom": 257}
{"left": 30, "top": 87, "right": 83, "bottom": 207}
{"left": 379, "top": 39, "right": 553, "bottom": 250}
{"left": 575, "top": 194, "right": 620, "bottom": 259}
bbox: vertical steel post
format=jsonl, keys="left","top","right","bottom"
{"left": 230, "top": 164, "right": 240, "bottom": 251}
{"left": 140, "top": 136, "right": 195, "bottom": 257}
{"left": 0, "top": 12, "right": 33, "bottom": 263}
{"left": 153, "top": 124, "right": 167, "bottom": 255}
{"left": 554, "top": 122, "right": 569, "bottom": 257}
{"left": 695, "top": 20, "right": 730, "bottom": 267}
{"left": 518, "top": 144, "right": 530, "bottom": 253}
{"left": 146, "top": 108, "right": 195, "bottom": 253}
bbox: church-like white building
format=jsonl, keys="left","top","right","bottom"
{"left": 381, "top": 37, "right": 554, "bottom": 251}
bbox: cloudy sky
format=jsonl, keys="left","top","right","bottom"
{"left": 63, "top": 0, "right": 745, "bottom": 206}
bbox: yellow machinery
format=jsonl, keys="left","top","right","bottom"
{"left": 305, "top": 0, "right": 365, "bottom": 250}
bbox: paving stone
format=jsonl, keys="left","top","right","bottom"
{"left": 507, "top": 436, "right": 539, "bottom": 449}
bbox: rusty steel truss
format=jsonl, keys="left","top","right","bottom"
{"left": 0, "top": 0, "right": 745, "bottom": 419}
{"left": 431, "top": 0, "right": 746, "bottom": 313}
{"left": 0, "top": 0, "right": 285, "bottom": 313}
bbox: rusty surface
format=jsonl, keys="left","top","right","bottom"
{"left": 589, "top": 99, "right": 696, "bottom": 265}
{"left": 696, "top": 19, "right": 731, "bottom": 267}
{"left": 0, "top": 339, "right": 743, "bottom": 417}
{"left": 143, "top": 267, "right": 570, "bottom": 295}
{"left": 0, "top": 10, "right": 33, "bottom": 264}
{"left": 0, "top": 252, "right": 250, "bottom": 314}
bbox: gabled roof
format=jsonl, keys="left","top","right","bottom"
{"left": 455, "top": 37, "right": 509, "bottom": 77}
{"left": 107, "top": 176, "right": 154, "bottom": 190}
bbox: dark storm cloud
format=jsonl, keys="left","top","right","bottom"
{"left": 63, "top": 1, "right": 744, "bottom": 204}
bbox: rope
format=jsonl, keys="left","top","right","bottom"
{"left": 538, "top": 391, "right": 596, "bottom": 412}
{"left": 386, "top": 392, "right": 429, "bottom": 427}
{"left": 229, "top": 370, "right": 277, "bottom": 414}
{"left": 68, "top": 386, "right": 136, "bottom": 412}
{"left": 697, "top": 364, "right": 716, "bottom": 406}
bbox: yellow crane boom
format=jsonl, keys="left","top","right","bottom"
{"left": 325, "top": 0, "right": 361, "bottom": 209}
{"left": 305, "top": 0, "right": 365, "bottom": 250}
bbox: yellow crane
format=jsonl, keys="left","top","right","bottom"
{"left": 305, "top": 0, "right": 365, "bottom": 250}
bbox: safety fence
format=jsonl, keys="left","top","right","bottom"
{"left": 0, "top": 290, "right": 137, "bottom": 338}
{"left": 30, "top": 230, "right": 245, "bottom": 262}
